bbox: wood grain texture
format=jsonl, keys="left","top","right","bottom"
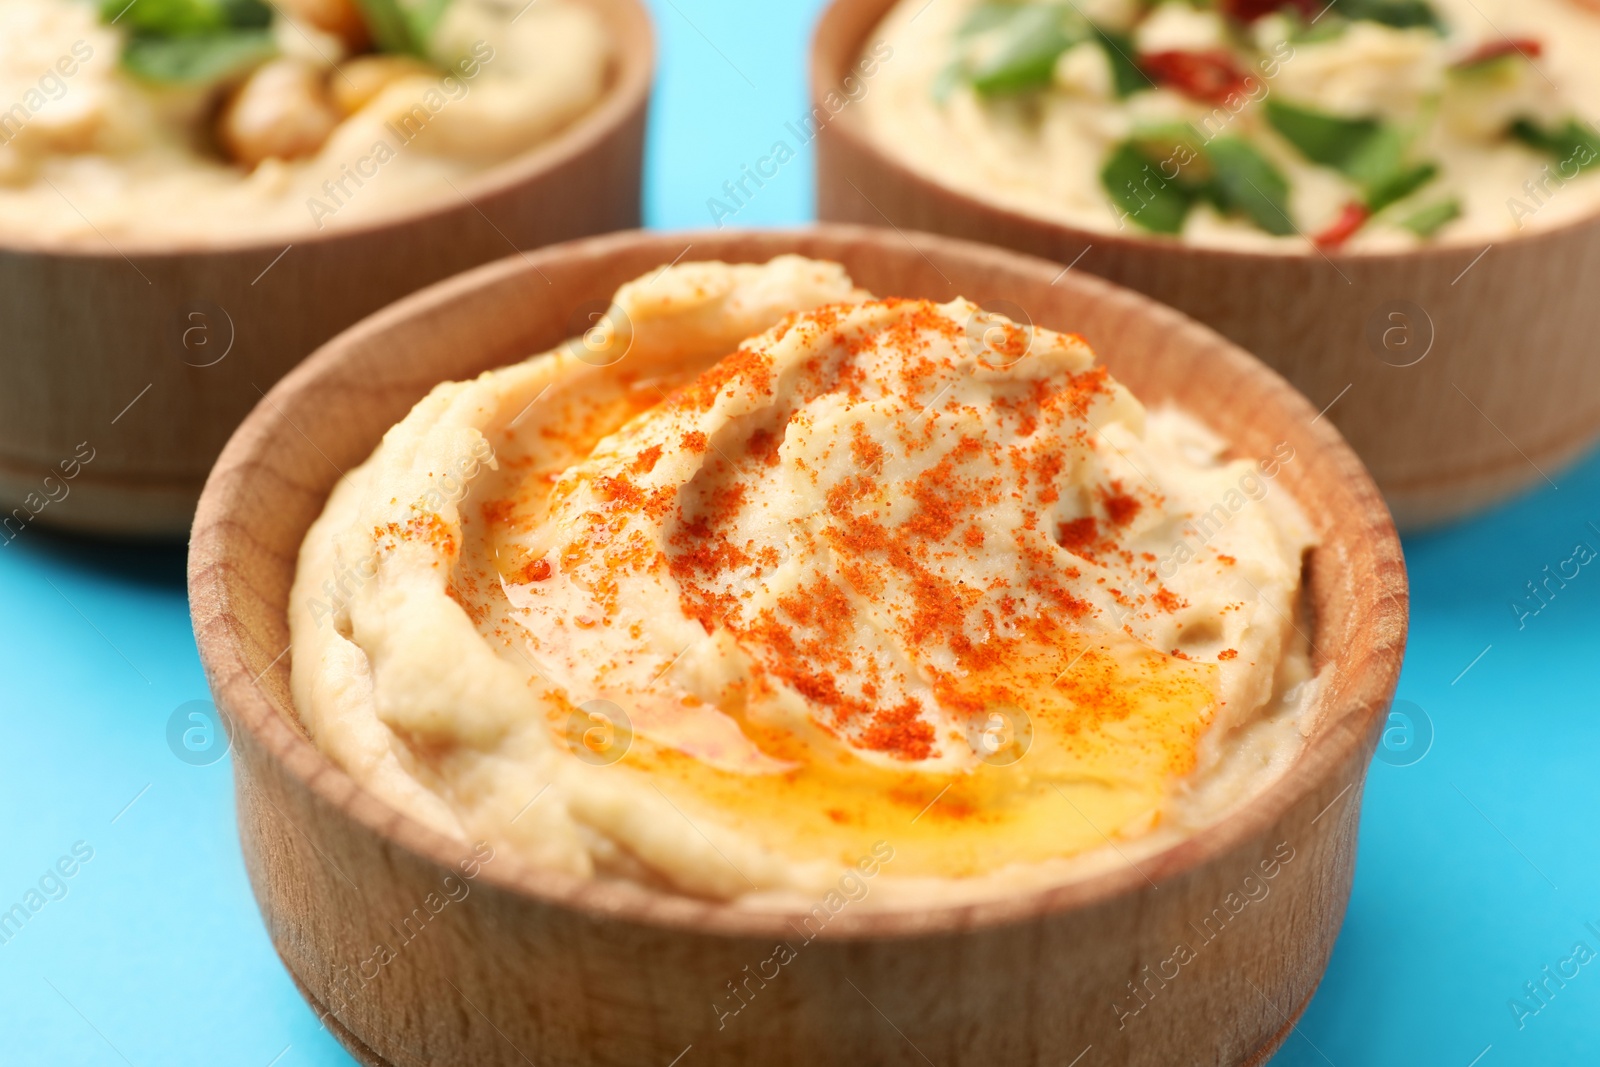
{"left": 0, "top": 0, "right": 653, "bottom": 540}
{"left": 812, "top": 0, "right": 1600, "bottom": 530}
{"left": 188, "top": 226, "right": 1408, "bottom": 1067}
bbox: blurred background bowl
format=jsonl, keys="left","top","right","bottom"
{"left": 0, "top": 0, "right": 653, "bottom": 541}
{"left": 812, "top": 0, "right": 1600, "bottom": 530}
{"left": 189, "top": 225, "right": 1406, "bottom": 1067}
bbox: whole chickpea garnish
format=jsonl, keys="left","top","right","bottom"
{"left": 332, "top": 54, "right": 438, "bottom": 116}
{"left": 216, "top": 58, "right": 342, "bottom": 167}
{"left": 276, "top": 0, "right": 371, "bottom": 51}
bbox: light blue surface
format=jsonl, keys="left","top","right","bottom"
{"left": 1, "top": 1, "right": 1595, "bottom": 1063}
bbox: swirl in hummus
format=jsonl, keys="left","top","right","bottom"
{"left": 290, "top": 256, "right": 1317, "bottom": 906}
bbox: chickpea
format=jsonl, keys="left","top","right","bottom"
{"left": 217, "top": 59, "right": 342, "bottom": 168}
{"left": 276, "top": 0, "right": 370, "bottom": 51}
{"left": 331, "top": 54, "right": 438, "bottom": 117}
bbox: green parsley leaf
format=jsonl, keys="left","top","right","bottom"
{"left": 1265, "top": 99, "right": 1382, "bottom": 169}
{"left": 1326, "top": 0, "right": 1444, "bottom": 31}
{"left": 968, "top": 5, "right": 1082, "bottom": 96}
{"left": 101, "top": 0, "right": 271, "bottom": 35}
{"left": 119, "top": 30, "right": 276, "bottom": 83}
{"left": 1290, "top": 17, "right": 1348, "bottom": 43}
{"left": 1101, "top": 141, "right": 1195, "bottom": 234}
{"left": 1267, "top": 99, "right": 1439, "bottom": 210}
{"left": 958, "top": 2, "right": 1028, "bottom": 36}
{"left": 353, "top": 0, "right": 454, "bottom": 58}
{"left": 1204, "top": 137, "right": 1296, "bottom": 235}
{"left": 1400, "top": 198, "right": 1461, "bottom": 237}
{"left": 1510, "top": 117, "right": 1600, "bottom": 173}
{"left": 931, "top": 58, "right": 965, "bottom": 104}
{"left": 1092, "top": 26, "right": 1150, "bottom": 98}
{"left": 1365, "top": 160, "right": 1437, "bottom": 213}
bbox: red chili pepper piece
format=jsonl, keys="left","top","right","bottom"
{"left": 1219, "top": 0, "right": 1320, "bottom": 21}
{"left": 1313, "top": 201, "right": 1370, "bottom": 249}
{"left": 1140, "top": 50, "right": 1253, "bottom": 104}
{"left": 1455, "top": 37, "right": 1544, "bottom": 67}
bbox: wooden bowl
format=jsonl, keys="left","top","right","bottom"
{"left": 188, "top": 225, "right": 1407, "bottom": 1067}
{"left": 0, "top": 0, "right": 652, "bottom": 541}
{"left": 813, "top": 0, "right": 1600, "bottom": 529}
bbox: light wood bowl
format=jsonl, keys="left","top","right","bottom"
{"left": 0, "top": 0, "right": 652, "bottom": 541}
{"left": 813, "top": 0, "right": 1600, "bottom": 529}
{"left": 189, "top": 225, "right": 1407, "bottom": 1067}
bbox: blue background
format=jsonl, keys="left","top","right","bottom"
{"left": 2, "top": 1, "right": 1595, "bottom": 1063}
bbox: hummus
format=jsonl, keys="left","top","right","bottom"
{"left": 860, "top": 0, "right": 1600, "bottom": 250}
{"left": 0, "top": 0, "right": 609, "bottom": 244}
{"left": 289, "top": 256, "right": 1318, "bottom": 906}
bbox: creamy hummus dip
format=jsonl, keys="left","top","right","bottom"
{"left": 860, "top": 0, "right": 1600, "bottom": 250}
{"left": 0, "top": 0, "right": 609, "bottom": 244}
{"left": 290, "top": 256, "right": 1318, "bottom": 906}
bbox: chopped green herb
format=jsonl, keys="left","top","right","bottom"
{"left": 100, "top": 0, "right": 278, "bottom": 84}
{"left": 1092, "top": 27, "right": 1149, "bottom": 98}
{"left": 100, "top": 0, "right": 272, "bottom": 35}
{"left": 1341, "top": 123, "right": 1412, "bottom": 188}
{"left": 353, "top": 0, "right": 454, "bottom": 58}
{"left": 958, "top": 1, "right": 1029, "bottom": 36}
{"left": 1289, "top": 17, "right": 1348, "bottom": 43}
{"left": 1204, "top": 137, "right": 1296, "bottom": 235}
{"left": 119, "top": 30, "right": 277, "bottom": 84}
{"left": 967, "top": 5, "right": 1081, "bottom": 96}
{"left": 1325, "top": 0, "right": 1444, "bottom": 31}
{"left": 1365, "top": 160, "right": 1437, "bottom": 213}
{"left": 1267, "top": 99, "right": 1439, "bottom": 210}
{"left": 1265, "top": 99, "right": 1383, "bottom": 169}
{"left": 1129, "top": 123, "right": 1211, "bottom": 181}
{"left": 1102, "top": 141, "right": 1195, "bottom": 234}
{"left": 1400, "top": 198, "right": 1461, "bottom": 237}
{"left": 1510, "top": 117, "right": 1600, "bottom": 173}
{"left": 931, "top": 58, "right": 965, "bottom": 104}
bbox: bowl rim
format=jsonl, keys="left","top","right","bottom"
{"left": 3, "top": 0, "right": 654, "bottom": 261}
{"left": 811, "top": 0, "right": 1600, "bottom": 264}
{"left": 190, "top": 223, "right": 1408, "bottom": 941}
